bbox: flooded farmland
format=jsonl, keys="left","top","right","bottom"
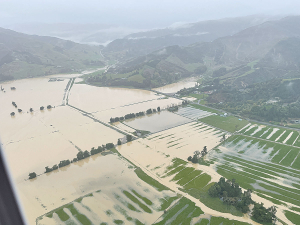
{"left": 0, "top": 73, "right": 298, "bottom": 225}
{"left": 124, "top": 111, "right": 191, "bottom": 133}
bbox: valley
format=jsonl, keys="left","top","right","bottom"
{"left": 1, "top": 70, "right": 299, "bottom": 225}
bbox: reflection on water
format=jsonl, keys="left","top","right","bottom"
{"left": 124, "top": 111, "right": 191, "bottom": 133}
{"left": 69, "top": 83, "right": 162, "bottom": 113}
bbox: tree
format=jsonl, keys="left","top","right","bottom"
{"left": 45, "top": 166, "right": 52, "bottom": 173}
{"left": 118, "top": 139, "right": 122, "bottom": 145}
{"left": 77, "top": 151, "right": 84, "bottom": 160}
{"left": 52, "top": 164, "right": 58, "bottom": 170}
{"left": 29, "top": 172, "right": 37, "bottom": 179}
{"left": 47, "top": 105, "right": 52, "bottom": 109}
{"left": 120, "top": 116, "right": 124, "bottom": 121}
{"left": 126, "top": 135, "right": 132, "bottom": 142}
{"left": 157, "top": 106, "right": 161, "bottom": 112}
{"left": 203, "top": 146, "right": 207, "bottom": 154}
{"left": 208, "top": 183, "right": 221, "bottom": 197}
{"left": 106, "top": 143, "right": 114, "bottom": 149}
{"left": 40, "top": 106, "right": 44, "bottom": 110}
{"left": 146, "top": 108, "right": 153, "bottom": 114}
{"left": 18, "top": 109, "right": 22, "bottom": 112}
{"left": 223, "top": 134, "right": 226, "bottom": 140}
{"left": 191, "top": 154, "right": 198, "bottom": 163}
{"left": 10, "top": 112, "right": 15, "bottom": 116}
{"left": 59, "top": 160, "right": 70, "bottom": 168}
{"left": 187, "top": 156, "right": 192, "bottom": 161}
{"left": 153, "top": 108, "right": 157, "bottom": 113}
{"left": 115, "top": 117, "right": 120, "bottom": 122}
{"left": 30, "top": 108, "right": 33, "bottom": 112}
{"left": 72, "top": 158, "right": 78, "bottom": 162}
{"left": 83, "top": 150, "right": 90, "bottom": 158}
{"left": 252, "top": 203, "right": 274, "bottom": 223}
{"left": 110, "top": 117, "right": 115, "bottom": 123}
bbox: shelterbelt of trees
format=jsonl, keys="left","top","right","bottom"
{"left": 109, "top": 107, "right": 160, "bottom": 123}
{"left": 28, "top": 136, "right": 134, "bottom": 180}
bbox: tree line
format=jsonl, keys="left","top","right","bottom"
{"left": 110, "top": 107, "right": 161, "bottom": 123}
{"left": 28, "top": 142, "right": 117, "bottom": 179}
{"left": 208, "top": 177, "right": 276, "bottom": 223}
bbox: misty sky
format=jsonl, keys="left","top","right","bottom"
{"left": 1, "top": 0, "right": 300, "bottom": 28}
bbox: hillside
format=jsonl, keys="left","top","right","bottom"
{"left": 0, "top": 27, "right": 105, "bottom": 81}
{"left": 87, "top": 16, "right": 300, "bottom": 90}
{"left": 103, "top": 15, "right": 275, "bottom": 60}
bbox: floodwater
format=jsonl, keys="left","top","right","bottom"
{"left": 1, "top": 74, "right": 289, "bottom": 225}
{"left": 145, "top": 122, "right": 227, "bottom": 160}
{"left": 92, "top": 97, "right": 182, "bottom": 123}
{"left": 69, "top": 83, "right": 163, "bottom": 113}
{"left": 153, "top": 78, "right": 197, "bottom": 94}
{"left": 18, "top": 153, "right": 176, "bottom": 225}
{"left": 124, "top": 111, "right": 191, "bottom": 133}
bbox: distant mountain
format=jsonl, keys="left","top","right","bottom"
{"left": 103, "top": 15, "right": 279, "bottom": 60}
{"left": 0, "top": 27, "right": 105, "bottom": 81}
{"left": 103, "top": 16, "right": 300, "bottom": 89}
{"left": 5, "top": 23, "right": 140, "bottom": 46}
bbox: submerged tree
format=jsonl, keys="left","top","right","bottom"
{"left": 146, "top": 108, "right": 153, "bottom": 114}
{"left": 117, "top": 139, "right": 122, "bottom": 145}
{"left": 58, "top": 160, "right": 71, "bottom": 168}
{"left": 45, "top": 166, "right": 53, "bottom": 173}
{"left": 126, "top": 135, "right": 132, "bottom": 142}
{"left": 106, "top": 143, "right": 114, "bottom": 149}
{"left": 28, "top": 172, "right": 37, "bottom": 179}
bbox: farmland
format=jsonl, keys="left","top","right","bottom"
{"left": 238, "top": 124, "right": 300, "bottom": 146}
{"left": 1, "top": 74, "right": 299, "bottom": 225}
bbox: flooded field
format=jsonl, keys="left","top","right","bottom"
{"left": 239, "top": 123, "right": 300, "bottom": 146}
{"left": 219, "top": 135, "right": 300, "bottom": 169}
{"left": 124, "top": 111, "right": 191, "bottom": 133}
{"left": 0, "top": 77, "right": 68, "bottom": 118}
{"left": 153, "top": 78, "right": 197, "bottom": 94}
{"left": 145, "top": 121, "right": 228, "bottom": 160}
{"left": 1, "top": 74, "right": 293, "bottom": 225}
{"left": 175, "top": 106, "right": 216, "bottom": 120}
{"left": 32, "top": 153, "right": 178, "bottom": 225}
{"left": 207, "top": 135, "right": 300, "bottom": 224}
{"left": 69, "top": 83, "right": 163, "bottom": 113}
{"left": 92, "top": 97, "right": 182, "bottom": 124}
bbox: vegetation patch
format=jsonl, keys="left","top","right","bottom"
{"left": 200, "top": 115, "right": 248, "bottom": 133}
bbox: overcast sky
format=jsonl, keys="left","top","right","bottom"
{"left": 0, "top": 0, "right": 299, "bottom": 28}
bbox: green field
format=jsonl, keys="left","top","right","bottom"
{"left": 200, "top": 115, "right": 249, "bottom": 133}
{"left": 209, "top": 136, "right": 300, "bottom": 213}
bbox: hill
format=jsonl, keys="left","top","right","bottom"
{"left": 0, "top": 27, "right": 105, "bottom": 81}
{"left": 88, "top": 16, "right": 300, "bottom": 90}
{"left": 103, "top": 15, "right": 275, "bottom": 60}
